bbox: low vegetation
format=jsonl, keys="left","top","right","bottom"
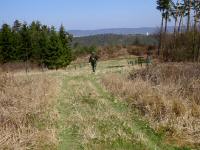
{"left": 57, "top": 63, "right": 185, "bottom": 150}
{"left": 72, "top": 34, "right": 158, "bottom": 59}
{"left": 102, "top": 63, "right": 200, "bottom": 148}
{"left": 73, "top": 45, "right": 154, "bottom": 62}
{"left": 0, "top": 72, "right": 60, "bottom": 149}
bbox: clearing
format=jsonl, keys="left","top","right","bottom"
{"left": 53, "top": 58, "right": 188, "bottom": 150}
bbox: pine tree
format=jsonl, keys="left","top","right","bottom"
{"left": 59, "top": 24, "right": 72, "bottom": 66}
{"left": 44, "top": 26, "right": 60, "bottom": 68}
{"left": 0, "top": 21, "right": 73, "bottom": 68}
{"left": 157, "top": 0, "right": 172, "bottom": 56}
{"left": 13, "top": 20, "right": 22, "bottom": 32}
{"left": 12, "top": 20, "right": 22, "bottom": 60}
{"left": 185, "top": 0, "right": 192, "bottom": 32}
{"left": 20, "top": 23, "right": 32, "bottom": 72}
{"left": 29, "top": 21, "right": 42, "bottom": 60}
{"left": 0, "top": 24, "right": 13, "bottom": 63}
{"left": 39, "top": 25, "right": 50, "bottom": 68}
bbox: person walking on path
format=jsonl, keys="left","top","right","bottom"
{"left": 89, "top": 52, "right": 98, "bottom": 73}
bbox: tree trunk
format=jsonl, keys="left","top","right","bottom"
{"left": 178, "top": 15, "right": 183, "bottom": 33}
{"left": 178, "top": 17, "right": 181, "bottom": 33}
{"left": 158, "top": 13, "right": 164, "bottom": 56}
{"left": 194, "top": 3, "right": 198, "bottom": 32}
{"left": 192, "top": 29, "right": 196, "bottom": 62}
{"left": 197, "top": 47, "right": 200, "bottom": 63}
{"left": 193, "top": 3, "right": 198, "bottom": 62}
{"left": 161, "top": 13, "right": 164, "bottom": 34}
{"left": 174, "top": 17, "right": 178, "bottom": 34}
{"left": 194, "top": 19, "right": 197, "bottom": 32}
{"left": 186, "top": 0, "right": 191, "bottom": 32}
{"left": 174, "top": 0, "right": 180, "bottom": 34}
{"left": 164, "top": 13, "right": 168, "bottom": 33}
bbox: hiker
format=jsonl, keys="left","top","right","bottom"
{"left": 89, "top": 52, "right": 98, "bottom": 72}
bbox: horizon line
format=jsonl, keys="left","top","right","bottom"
{"left": 67, "top": 26, "right": 174, "bottom": 31}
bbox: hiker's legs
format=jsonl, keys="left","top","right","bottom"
{"left": 92, "top": 65, "right": 95, "bottom": 72}
{"left": 91, "top": 63, "right": 96, "bottom": 72}
{"left": 94, "top": 63, "right": 97, "bottom": 72}
{"left": 91, "top": 63, "right": 95, "bottom": 72}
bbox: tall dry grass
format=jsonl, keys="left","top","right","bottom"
{"left": 0, "top": 73, "right": 60, "bottom": 149}
{"left": 102, "top": 63, "right": 200, "bottom": 147}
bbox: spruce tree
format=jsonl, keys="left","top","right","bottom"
{"left": 0, "top": 24, "right": 13, "bottom": 63}
{"left": 0, "top": 21, "right": 73, "bottom": 69}
{"left": 59, "top": 24, "right": 73, "bottom": 66}
{"left": 12, "top": 20, "right": 22, "bottom": 60}
{"left": 44, "top": 26, "right": 61, "bottom": 68}
{"left": 29, "top": 21, "right": 42, "bottom": 60}
{"left": 13, "top": 20, "right": 22, "bottom": 32}
{"left": 20, "top": 23, "right": 31, "bottom": 61}
{"left": 39, "top": 25, "right": 50, "bottom": 67}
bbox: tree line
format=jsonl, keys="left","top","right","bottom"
{"left": 73, "top": 34, "right": 158, "bottom": 47}
{"left": 156, "top": 0, "right": 200, "bottom": 61}
{"left": 72, "top": 34, "right": 158, "bottom": 57}
{"left": 0, "top": 20, "right": 72, "bottom": 69}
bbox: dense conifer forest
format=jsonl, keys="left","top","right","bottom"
{"left": 0, "top": 20, "right": 72, "bottom": 69}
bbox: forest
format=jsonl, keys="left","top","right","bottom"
{"left": 0, "top": 20, "right": 72, "bottom": 69}
{"left": 157, "top": 0, "right": 200, "bottom": 61}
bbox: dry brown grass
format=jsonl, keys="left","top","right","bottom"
{"left": 0, "top": 72, "right": 60, "bottom": 149}
{"left": 0, "top": 61, "right": 41, "bottom": 73}
{"left": 101, "top": 63, "right": 200, "bottom": 147}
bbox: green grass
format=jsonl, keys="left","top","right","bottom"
{"left": 55, "top": 59, "right": 191, "bottom": 150}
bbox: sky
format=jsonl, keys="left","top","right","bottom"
{"left": 0, "top": 0, "right": 167, "bottom": 30}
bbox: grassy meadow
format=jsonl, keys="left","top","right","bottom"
{"left": 1, "top": 58, "right": 199, "bottom": 150}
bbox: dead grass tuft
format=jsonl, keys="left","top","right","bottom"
{"left": 0, "top": 72, "right": 60, "bottom": 149}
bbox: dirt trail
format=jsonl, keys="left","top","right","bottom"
{"left": 56, "top": 59, "right": 182, "bottom": 150}
{"left": 2, "top": 58, "right": 187, "bottom": 149}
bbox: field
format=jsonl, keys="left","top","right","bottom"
{"left": 1, "top": 58, "right": 199, "bottom": 150}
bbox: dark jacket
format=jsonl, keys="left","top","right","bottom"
{"left": 89, "top": 55, "right": 98, "bottom": 64}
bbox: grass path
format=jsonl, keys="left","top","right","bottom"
{"left": 55, "top": 59, "right": 188, "bottom": 150}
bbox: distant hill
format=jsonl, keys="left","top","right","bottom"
{"left": 72, "top": 34, "right": 158, "bottom": 47}
{"left": 68, "top": 27, "right": 173, "bottom": 37}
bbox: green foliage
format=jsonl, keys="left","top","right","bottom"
{"left": 59, "top": 25, "right": 73, "bottom": 66}
{"left": 0, "top": 24, "right": 14, "bottom": 62}
{"left": 73, "top": 45, "right": 97, "bottom": 57}
{"left": 20, "top": 24, "right": 32, "bottom": 61}
{"left": 156, "top": 0, "right": 171, "bottom": 12}
{"left": 0, "top": 20, "right": 73, "bottom": 68}
{"left": 72, "top": 34, "right": 157, "bottom": 57}
{"left": 73, "top": 34, "right": 158, "bottom": 47}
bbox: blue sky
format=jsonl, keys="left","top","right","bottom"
{"left": 0, "top": 0, "right": 165, "bottom": 30}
